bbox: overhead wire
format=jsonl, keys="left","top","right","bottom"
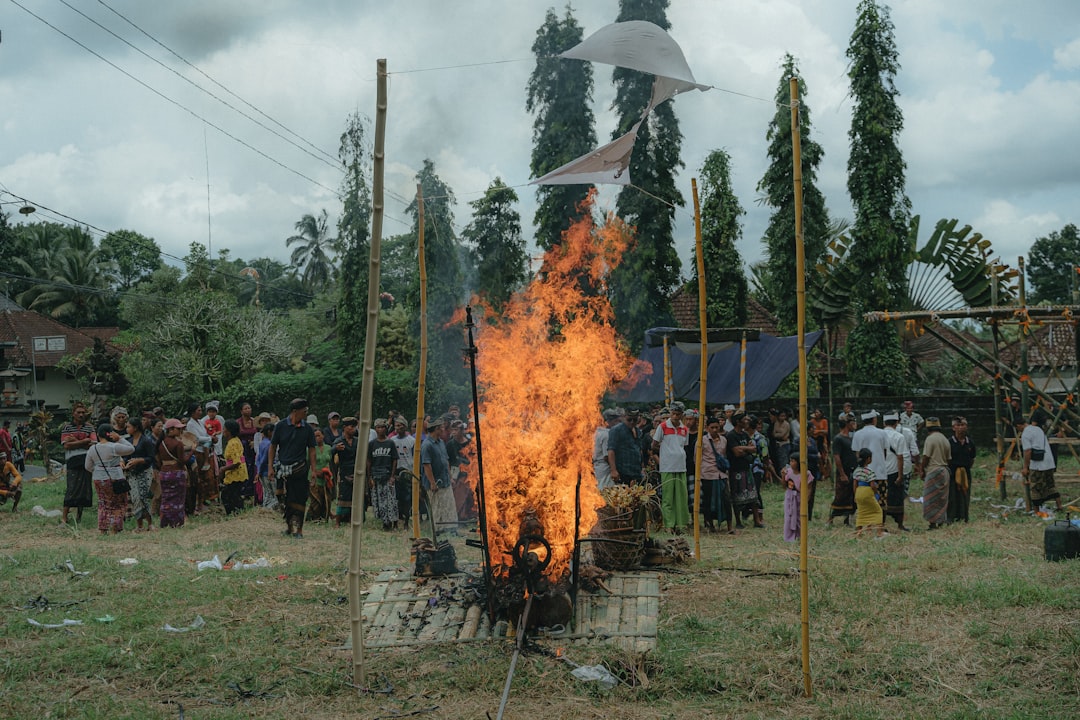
{"left": 9, "top": 0, "right": 342, "bottom": 199}
{"left": 83, "top": 0, "right": 340, "bottom": 169}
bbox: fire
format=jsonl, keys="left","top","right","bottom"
{"left": 475, "top": 192, "right": 635, "bottom": 579}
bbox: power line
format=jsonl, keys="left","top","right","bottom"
{"left": 95, "top": 0, "right": 340, "bottom": 167}
{"left": 0, "top": 188, "right": 317, "bottom": 302}
{"left": 9, "top": 0, "right": 342, "bottom": 199}
{"left": 60, "top": 0, "right": 342, "bottom": 172}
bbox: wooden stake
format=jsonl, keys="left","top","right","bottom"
{"left": 348, "top": 57, "right": 389, "bottom": 690}
{"left": 411, "top": 185, "right": 428, "bottom": 538}
{"left": 790, "top": 76, "right": 813, "bottom": 698}
{"left": 691, "top": 178, "right": 706, "bottom": 561}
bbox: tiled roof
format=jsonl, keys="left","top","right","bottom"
{"left": 670, "top": 284, "right": 780, "bottom": 335}
{"left": 0, "top": 307, "right": 117, "bottom": 368}
{"left": 999, "top": 321, "right": 1077, "bottom": 369}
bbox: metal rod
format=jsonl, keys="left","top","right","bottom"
{"left": 464, "top": 305, "right": 495, "bottom": 621}
{"left": 495, "top": 593, "right": 532, "bottom": 720}
{"left": 571, "top": 471, "right": 581, "bottom": 609}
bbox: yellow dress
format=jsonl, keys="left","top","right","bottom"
{"left": 853, "top": 466, "right": 883, "bottom": 527}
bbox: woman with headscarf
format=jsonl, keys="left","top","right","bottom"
{"left": 157, "top": 418, "right": 193, "bottom": 528}
{"left": 920, "top": 417, "right": 952, "bottom": 529}
{"left": 1022, "top": 412, "right": 1063, "bottom": 512}
{"left": 852, "top": 448, "right": 886, "bottom": 537}
{"left": 122, "top": 418, "right": 156, "bottom": 531}
{"left": 947, "top": 416, "right": 976, "bottom": 523}
{"left": 85, "top": 423, "right": 134, "bottom": 534}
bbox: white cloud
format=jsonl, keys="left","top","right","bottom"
{"left": 1054, "top": 37, "right": 1080, "bottom": 70}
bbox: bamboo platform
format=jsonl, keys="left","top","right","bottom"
{"left": 359, "top": 567, "right": 660, "bottom": 651}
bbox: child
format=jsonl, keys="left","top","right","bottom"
{"left": 220, "top": 420, "right": 248, "bottom": 515}
{"left": 852, "top": 448, "right": 886, "bottom": 537}
{"left": 254, "top": 423, "right": 276, "bottom": 509}
{"left": 783, "top": 453, "right": 810, "bottom": 542}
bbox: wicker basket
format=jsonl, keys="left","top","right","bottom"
{"left": 590, "top": 506, "right": 645, "bottom": 569}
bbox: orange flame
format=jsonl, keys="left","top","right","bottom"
{"left": 476, "top": 194, "right": 635, "bottom": 579}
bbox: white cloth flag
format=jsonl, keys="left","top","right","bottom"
{"left": 560, "top": 20, "right": 710, "bottom": 97}
{"left": 532, "top": 122, "right": 640, "bottom": 186}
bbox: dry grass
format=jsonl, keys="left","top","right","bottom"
{"left": 1, "top": 455, "right": 1079, "bottom": 719}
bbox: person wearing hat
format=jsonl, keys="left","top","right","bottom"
{"left": 851, "top": 410, "right": 889, "bottom": 487}
{"left": 920, "top": 417, "right": 952, "bottom": 529}
{"left": 651, "top": 401, "right": 690, "bottom": 534}
{"left": 947, "top": 416, "right": 976, "bottom": 524}
{"left": 392, "top": 417, "right": 415, "bottom": 526}
{"left": 157, "top": 418, "right": 193, "bottom": 528}
{"left": 332, "top": 417, "right": 360, "bottom": 526}
{"left": 1021, "top": 412, "right": 1063, "bottom": 512}
{"left": 268, "top": 398, "right": 318, "bottom": 538}
{"left": 421, "top": 416, "right": 456, "bottom": 535}
{"left": 726, "top": 412, "right": 764, "bottom": 529}
{"left": 369, "top": 419, "right": 399, "bottom": 530}
{"left": 882, "top": 413, "right": 910, "bottom": 531}
{"left": 325, "top": 412, "right": 343, "bottom": 445}
{"left": 722, "top": 405, "right": 737, "bottom": 433}
{"left": 0, "top": 451, "right": 23, "bottom": 512}
{"left": 594, "top": 408, "right": 623, "bottom": 490}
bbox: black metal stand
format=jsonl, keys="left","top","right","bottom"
{"left": 464, "top": 306, "right": 496, "bottom": 620}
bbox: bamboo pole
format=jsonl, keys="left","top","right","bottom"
{"left": 739, "top": 332, "right": 747, "bottom": 410}
{"left": 663, "top": 335, "right": 672, "bottom": 405}
{"left": 790, "top": 76, "right": 812, "bottom": 698}
{"left": 691, "top": 178, "right": 706, "bottom": 561}
{"left": 411, "top": 185, "right": 428, "bottom": 538}
{"left": 1018, "top": 257, "right": 1033, "bottom": 511}
{"left": 348, "top": 58, "right": 388, "bottom": 690}
{"left": 990, "top": 264, "right": 1007, "bottom": 500}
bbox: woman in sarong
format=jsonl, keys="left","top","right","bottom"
{"left": 236, "top": 402, "right": 258, "bottom": 504}
{"left": 157, "top": 419, "right": 192, "bottom": 528}
{"left": 852, "top": 448, "right": 885, "bottom": 537}
{"left": 85, "top": 423, "right": 134, "bottom": 534}
{"left": 920, "top": 417, "right": 951, "bottom": 528}
{"left": 122, "top": 419, "right": 156, "bottom": 531}
{"left": 1022, "top": 413, "right": 1064, "bottom": 511}
{"left": 727, "top": 413, "right": 764, "bottom": 529}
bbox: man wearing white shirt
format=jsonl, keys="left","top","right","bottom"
{"left": 851, "top": 410, "right": 889, "bottom": 489}
{"left": 882, "top": 412, "right": 910, "bottom": 531}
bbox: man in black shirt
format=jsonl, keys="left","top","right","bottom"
{"left": 828, "top": 414, "right": 858, "bottom": 525}
{"left": 268, "top": 398, "right": 317, "bottom": 538}
{"left": 333, "top": 417, "right": 359, "bottom": 527}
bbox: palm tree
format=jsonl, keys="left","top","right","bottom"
{"left": 286, "top": 210, "right": 336, "bottom": 291}
{"left": 17, "top": 248, "right": 116, "bottom": 327}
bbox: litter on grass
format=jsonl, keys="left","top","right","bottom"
{"left": 197, "top": 555, "right": 223, "bottom": 571}
{"left": 28, "top": 618, "right": 83, "bottom": 629}
{"left": 570, "top": 664, "right": 619, "bottom": 690}
{"left": 96, "top": 615, "right": 115, "bottom": 623}
{"left": 162, "top": 615, "right": 205, "bottom": 633}
{"left": 60, "top": 560, "right": 90, "bottom": 576}
{"left": 30, "top": 505, "right": 61, "bottom": 518}
{"left": 119, "top": 558, "right": 138, "bottom": 566}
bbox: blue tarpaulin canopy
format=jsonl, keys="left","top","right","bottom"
{"left": 612, "top": 328, "right": 823, "bottom": 405}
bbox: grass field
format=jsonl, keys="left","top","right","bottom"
{"left": 1, "top": 454, "right": 1078, "bottom": 719}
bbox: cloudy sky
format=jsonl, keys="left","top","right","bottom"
{"left": 2, "top": 0, "right": 1078, "bottom": 285}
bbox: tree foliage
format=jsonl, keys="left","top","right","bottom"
{"left": 336, "top": 112, "right": 373, "bottom": 356}
{"left": 846, "top": 0, "right": 912, "bottom": 309}
{"left": 841, "top": 320, "right": 908, "bottom": 395}
{"left": 527, "top": 5, "right": 597, "bottom": 251}
{"left": 97, "top": 229, "right": 162, "bottom": 290}
{"left": 696, "top": 149, "right": 747, "bottom": 327}
{"left": 286, "top": 209, "right": 336, "bottom": 291}
{"left": 607, "top": 0, "right": 684, "bottom": 351}
{"left": 757, "top": 55, "right": 831, "bottom": 333}
{"left": 462, "top": 178, "right": 527, "bottom": 312}
{"left": 406, "top": 159, "right": 469, "bottom": 409}
{"left": 1027, "top": 223, "right": 1080, "bottom": 304}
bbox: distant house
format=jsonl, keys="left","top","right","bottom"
{"left": 999, "top": 321, "right": 1079, "bottom": 395}
{"left": 0, "top": 295, "right": 119, "bottom": 418}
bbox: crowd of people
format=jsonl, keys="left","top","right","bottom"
{"left": 48, "top": 398, "right": 475, "bottom": 538}
{"left": 592, "top": 399, "right": 1066, "bottom": 541}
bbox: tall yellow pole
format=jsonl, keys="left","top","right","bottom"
{"left": 663, "top": 335, "right": 672, "bottom": 406}
{"left": 790, "top": 76, "right": 812, "bottom": 698}
{"left": 348, "top": 58, "right": 388, "bottom": 690}
{"left": 739, "top": 332, "right": 747, "bottom": 410}
{"left": 411, "top": 185, "right": 428, "bottom": 537}
{"left": 691, "top": 179, "right": 707, "bottom": 561}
